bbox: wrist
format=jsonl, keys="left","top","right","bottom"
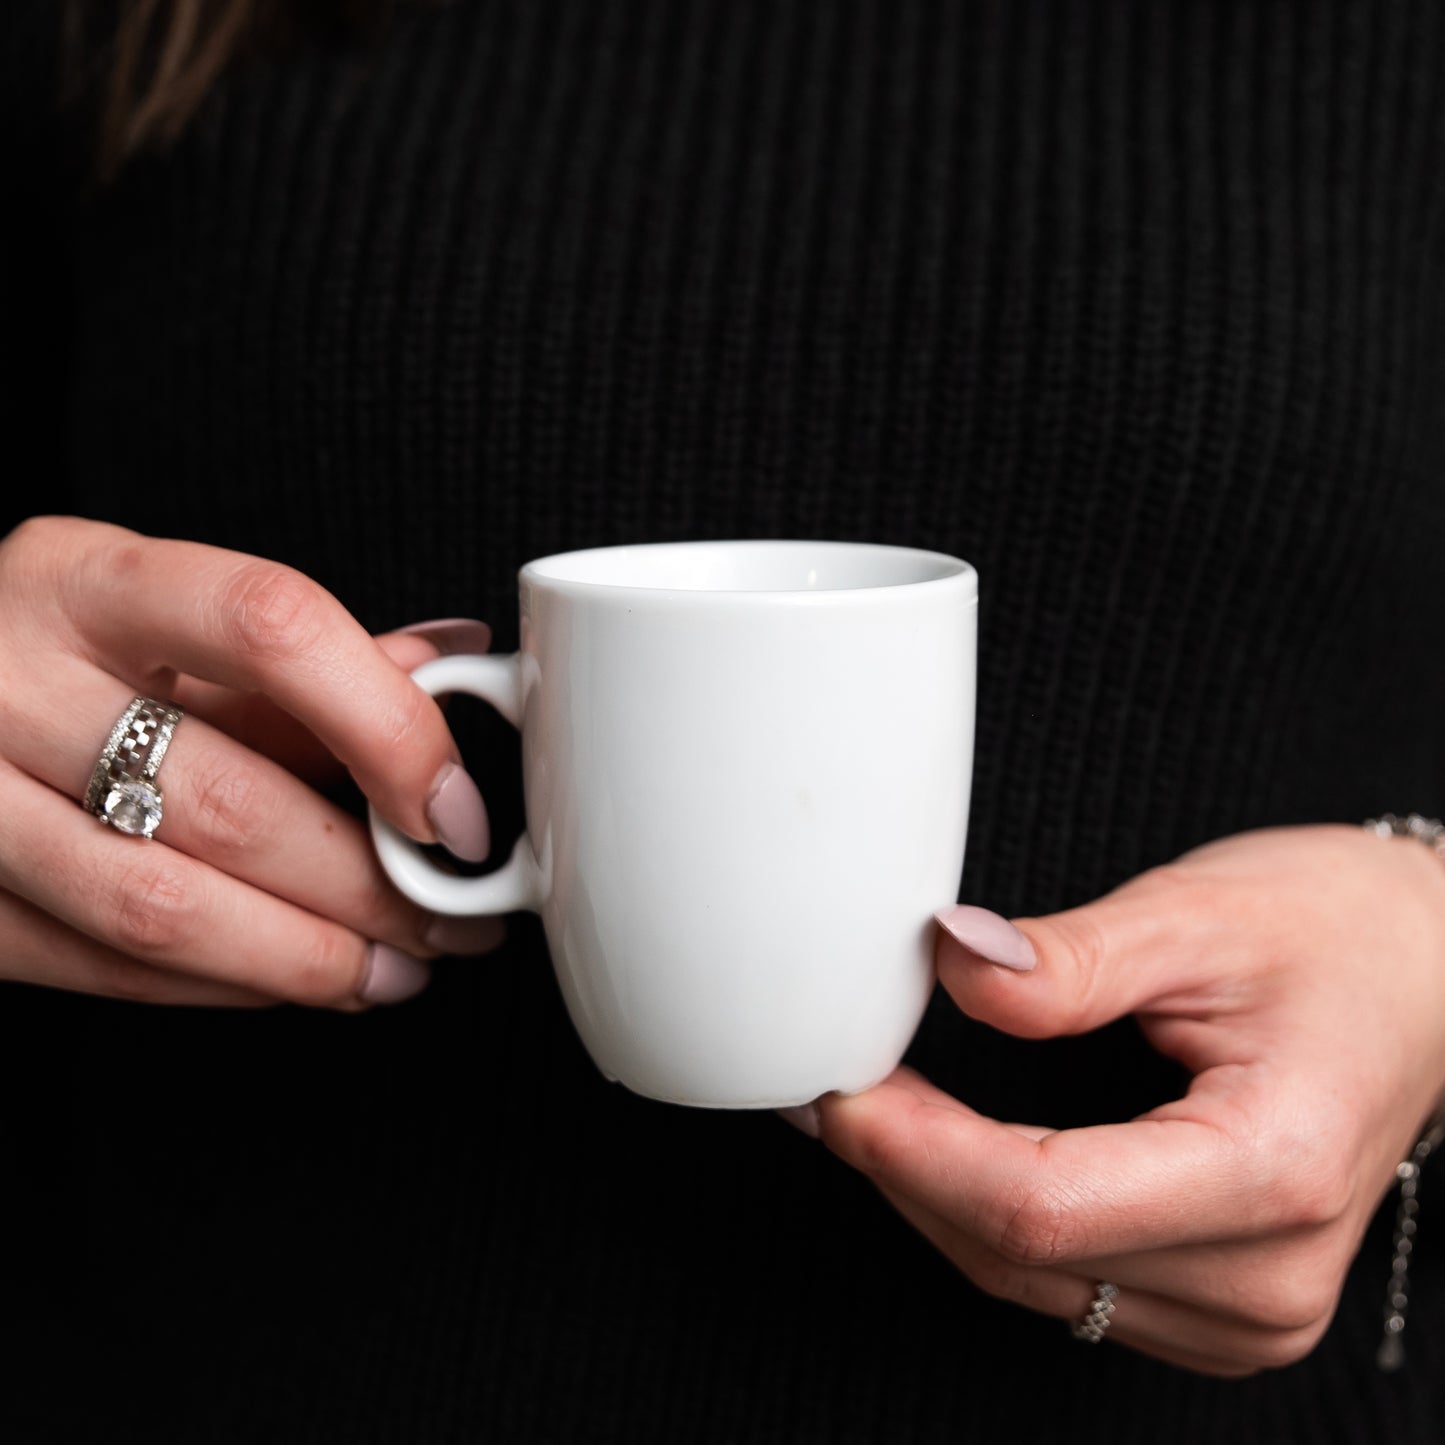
{"left": 1361, "top": 814, "right": 1445, "bottom": 1117}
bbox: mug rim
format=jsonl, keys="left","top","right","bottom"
{"left": 519, "top": 538, "right": 978, "bottom": 602}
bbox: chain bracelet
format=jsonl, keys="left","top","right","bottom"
{"left": 1376, "top": 1122, "right": 1445, "bottom": 1371}
{"left": 1362, "top": 811, "right": 1445, "bottom": 862}
{"left": 1362, "top": 813, "right": 1445, "bottom": 1371}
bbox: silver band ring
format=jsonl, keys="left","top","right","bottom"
{"left": 83, "top": 696, "right": 184, "bottom": 839}
{"left": 1071, "top": 1281, "right": 1120, "bottom": 1344}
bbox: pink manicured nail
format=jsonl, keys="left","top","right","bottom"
{"left": 398, "top": 617, "right": 493, "bottom": 655}
{"left": 361, "top": 943, "right": 432, "bottom": 1004}
{"left": 934, "top": 905, "right": 1037, "bottom": 971}
{"left": 777, "top": 1103, "right": 821, "bottom": 1138}
{"left": 427, "top": 762, "right": 490, "bottom": 862}
{"left": 424, "top": 913, "right": 507, "bottom": 956}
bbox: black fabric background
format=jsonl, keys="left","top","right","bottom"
{"left": 4, "top": 2, "right": 1445, "bottom": 1440}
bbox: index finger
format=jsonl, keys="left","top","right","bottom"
{"left": 817, "top": 1064, "right": 1334, "bottom": 1264}
{"left": 64, "top": 523, "right": 487, "bottom": 854}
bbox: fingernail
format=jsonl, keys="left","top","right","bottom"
{"left": 777, "top": 1103, "right": 821, "bottom": 1138}
{"left": 398, "top": 617, "right": 493, "bottom": 655}
{"left": 427, "top": 762, "right": 490, "bottom": 862}
{"left": 934, "top": 905, "right": 1037, "bottom": 971}
{"left": 361, "top": 942, "right": 432, "bottom": 1004}
{"left": 424, "top": 913, "right": 507, "bottom": 956}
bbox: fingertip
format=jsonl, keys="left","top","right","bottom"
{"left": 934, "top": 916, "right": 1062, "bottom": 1040}
{"left": 426, "top": 761, "right": 491, "bottom": 862}
{"left": 934, "top": 905, "right": 1037, "bottom": 971}
{"left": 359, "top": 943, "right": 432, "bottom": 1005}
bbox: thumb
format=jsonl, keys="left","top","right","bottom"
{"left": 934, "top": 872, "right": 1210, "bottom": 1039}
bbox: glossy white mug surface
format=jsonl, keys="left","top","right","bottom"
{"left": 370, "top": 540, "right": 977, "bottom": 1108}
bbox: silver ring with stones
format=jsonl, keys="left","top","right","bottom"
{"left": 1071, "top": 1282, "right": 1120, "bottom": 1344}
{"left": 83, "top": 696, "right": 184, "bottom": 839}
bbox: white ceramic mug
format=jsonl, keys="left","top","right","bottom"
{"left": 370, "top": 540, "right": 977, "bottom": 1109}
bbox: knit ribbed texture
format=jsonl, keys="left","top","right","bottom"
{"left": 6, "top": 1, "right": 1445, "bottom": 1441}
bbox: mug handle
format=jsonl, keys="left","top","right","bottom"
{"left": 369, "top": 653, "right": 546, "bottom": 916}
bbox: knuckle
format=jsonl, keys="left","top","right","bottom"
{"left": 187, "top": 758, "right": 278, "bottom": 858}
{"left": 1289, "top": 1157, "right": 1353, "bottom": 1228}
{"left": 1226, "top": 1252, "right": 1341, "bottom": 1332}
{"left": 1239, "top": 1103, "right": 1352, "bottom": 1230}
{"left": 218, "top": 561, "right": 328, "bottom": 664}
{"left": 1254, "top": 1142, "right": 1352, "bottom": 1231}
{"left": 1267, "top": 1278, "right": 1339, "bottom": 1334}
{"left": 995, "top": 1183, "right": 1087, "bottom": 1267}
{"left": 108, "top": 858, "right": 199, "bottom": 959}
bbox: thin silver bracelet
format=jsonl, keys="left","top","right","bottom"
{"left": 1376, "top": 1120, "right": 1445, "bottom": 1370}
{"left": 1362, "top": 814, "right": 1445, "bottom": 1371}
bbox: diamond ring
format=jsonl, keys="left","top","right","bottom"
{"left": 83, "top": 696, "right": 184, "bottom": 839}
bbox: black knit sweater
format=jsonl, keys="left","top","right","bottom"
{"left": 6, "top": 2, "right": 1445, "bottom": 1441}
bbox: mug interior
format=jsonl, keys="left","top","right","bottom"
{"left": 522, "top": 539, "right": 972, "bottom": 594}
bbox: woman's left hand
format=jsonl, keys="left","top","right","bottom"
{"left": 806, "top": 824, "right": 1445, "bottom": 1377}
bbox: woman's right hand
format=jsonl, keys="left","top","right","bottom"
{"left": 0, "top": 515, "right": 502, "bottom": 1009}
